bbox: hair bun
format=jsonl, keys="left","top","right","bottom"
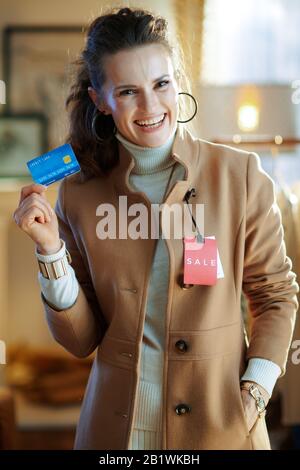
{"left": 118, "top": 7, "right": 132, "bottom": 16}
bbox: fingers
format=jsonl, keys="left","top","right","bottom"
{"left": 20, "top": 206, "right": 48, "bottom": 228}
{"left": 14, "top": 194, "right": 53, "bottom": 226}
{"left": 20, "top": 193, "right": 53, "bottom": 221}
{"left": 19, "top": 183, "right": 48, "bottom": 205}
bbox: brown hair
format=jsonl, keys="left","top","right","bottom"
{"left": 65, "top": 6, "right": 191, "bottom": 182}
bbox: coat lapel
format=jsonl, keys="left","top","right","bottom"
{"left": 111, "top": 125, "right": 196, "bottom": 205}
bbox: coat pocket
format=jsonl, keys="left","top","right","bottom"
{"left": 235, "top": 383, "right": 272, "bottom": 450}
{"left": 169, "top": 321, "right": 244, "bottom": 360}
{"left": 235, "top": 379, "right": 253, "bottom": 439}
{"left": 248, "top": 410, "right": 272, "bottom": 450}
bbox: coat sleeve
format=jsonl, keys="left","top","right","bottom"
{"left": 242, "top": 152, "right": 299, "bottom": 376}
{"left": 40, "top": 178, "right": 107, "bottom": 358}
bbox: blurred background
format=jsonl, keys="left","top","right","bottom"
{"left": 0, "top": 0, "right": 300, "bottom": 450}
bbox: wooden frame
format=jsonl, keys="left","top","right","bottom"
{"left": 0, "top": 113, "right": 48, "bottom": 178}
{"left": 2, "top": 25, "right": 85, "bottom": 148}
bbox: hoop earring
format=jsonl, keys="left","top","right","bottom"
{"left": 91, "top": 109, "right": 117, "bottom": 143}
{"left": 177, "top": 92, "right": 198, "bottom": 123}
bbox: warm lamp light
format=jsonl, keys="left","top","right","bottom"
{"left": 194, "top": 84, "right": 298, "bottom": 143}
{"left": 237, "top": 104, "right": 259, "bottom": 132}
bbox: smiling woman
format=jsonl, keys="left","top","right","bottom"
{"left": 64, "top": 7, "right": 190, "bottom": 181}
{"left": 13, "top": 5, "right": 299, "bottom": 452}
{"left": 87, "top": 44, "right": 178, "bottom": 148}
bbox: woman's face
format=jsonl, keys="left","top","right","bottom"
{"left": 88, "top": 43, "right": 179, "bottom": 147}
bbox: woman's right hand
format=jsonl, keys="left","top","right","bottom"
{"left": 13, "top": 183, "right": 61, "bottom": 255}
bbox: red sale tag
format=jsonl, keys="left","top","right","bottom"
{"left": 183, "top": 236, "right": 218, "bottom": 286}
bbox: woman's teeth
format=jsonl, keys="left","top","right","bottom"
{"left": 135, "top": 114, "right": 165, "bottom": 127}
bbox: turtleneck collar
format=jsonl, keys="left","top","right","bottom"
{"left": 115, "top": 125, "right": 177, "bottom": 175}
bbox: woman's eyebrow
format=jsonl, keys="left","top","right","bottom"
{"left": 114, "top": 74, "right": 170, "bottom": 91}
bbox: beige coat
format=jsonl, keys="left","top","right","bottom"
{"left": 277, "top": 184, "right": 300, "bottom": 425}
{"left": 40, "top": 126, "right": 299, "bottom": 449}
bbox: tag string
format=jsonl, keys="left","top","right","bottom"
{"left": 162, "top": 163, "right": 176, "bottom": 202}
{"left": 158, "top": 164, "right": 177, "bottom": 239}
{"left": 184, "top": 188, "right": 204, "bottom": 244}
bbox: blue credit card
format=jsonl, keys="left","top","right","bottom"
{"left": 27, "top": 143, "right": 81, "bottom": 186}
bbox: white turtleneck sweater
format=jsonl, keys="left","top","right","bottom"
{"left": 36, "top": 127, "right": 281, "bottom": 449}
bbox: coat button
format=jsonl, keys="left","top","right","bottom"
{"left": 175, "top": 339, "right": 189, "bottom": 353}
{"left": 175, "top": 403, "right": 191, "bottom": 415}
{"left": 178, "top": 274, "right": 194, "bottom": 290}
{"left": 182, "top": 283, "right": 194, "bottom": 290}
{"left": 120, "top": 352, "right": 133, "bottom": 358}
{"left": 115, "top": 411, "right": 128, "bottom": 418}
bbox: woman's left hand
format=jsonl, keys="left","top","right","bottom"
{"left": 240, "top": 381, "right": 270, "bottom": 432}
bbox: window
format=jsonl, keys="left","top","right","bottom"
{"left": 201, "top": 0, "right": 300, "bottom": 84}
